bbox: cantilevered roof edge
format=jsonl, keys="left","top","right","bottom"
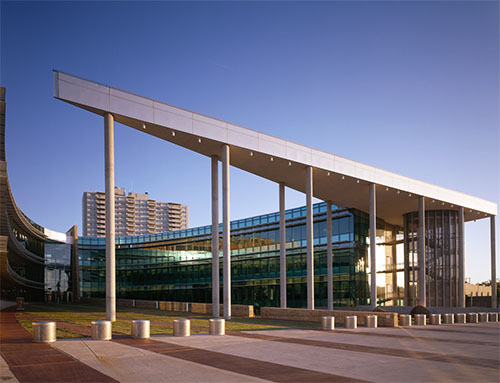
{"left": 53, "top": 70, "right": 497, "bottom": 218}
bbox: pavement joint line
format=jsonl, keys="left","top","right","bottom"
{"left": 393, "top": 325, "right": 500, "bottom": 336}
{"left": 230, "top": 331, "right": 500, "bottom": 370}
{"left": 113, "top": 336, "right": 371, "bottom": 382}
{"left": 3, "top": 359, "right": 77, "bottom": 368}
{"left": 312, "top": 329, "right": 499, "bottom": 346}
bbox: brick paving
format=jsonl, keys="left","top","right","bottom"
{"left": 2, "top": 304, "right": 499, "bottom": 382}
{"left": 230, "top": 330, "right": 500, "bottom": 369}
{"left": 0, "top": 307, "right": 117, "bottom": 382}
{"left": 114, "top": 337, "right": 368, "bottom": 382}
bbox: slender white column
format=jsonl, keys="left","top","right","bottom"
{"left": 458, "top": 207, "right": 465, "bottom": 307}
{"left": 391, "top": 227, "right": 398, "bottom": 306}
{"left": 104, "top": 113, "right": 116, "bottom": 322}
{"left": 211, "top": 156, "right": 220, "bottom": 317}
{"left": 306, "top": 166, "right": 314, "bottom": 310}
{"left": 403, "top": 217, "right": 409, "bottom": 306}
{"left": 369, "top": 184, "right": 376, "bottom": 309}
{"left": 279, "top": 182, "right": 287, "bottom": 308}
{"left": 222, "top": 145, "right": 231, "bottom": 320}
{"left": 418, "top": 197, "right": 426, "bottom": 306}
{"left": 491, "top": 216, "right": 497, "bottom": 308}
{"left": 327, "top": 201, "right": 333, "bottom": 310}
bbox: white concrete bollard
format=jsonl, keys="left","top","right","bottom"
{"left": 320, "top": 316, "right": 335, "bottom": 330}
{"left": 455, "top": 313, "right": 466, "bottom": 323}
{"left": 131, "top": 319, "right": 150, "bottom": 338}
{"left": 345, "top": 316, "right": 357, "bottom": 329}
{"left": 414, "top": 314, "right": 426, "bottom": 326}
{"left": 173, "top": 319, "right": 190, "bottom": 337}
{"left": 467, "top": 313, "right": 478, "bottom": 323}
{"left": 399, "top": 314, "right": 411, "bottom": 326}
{"left": 488, "top": 312, "right": 498, "bottom": 322}
{"left": 91, "top": 320, "right": 112, "bottom": 340}
{"left": 430, "top": 314, "right": 441, "bottom": 325}
{"left": 32, "top": 321, "right": 56, "bottom": 343}
{"left": 366, "top": 315, "right": 377, "bottom": 328}
{"left": 442, "top": 313, "right": 454, "bottom": 324}
{"left": 209, "top": 318, "right": 225, "bottom": 335}
{"left": 156, "top": 301, "right": 159, "bottom": 310}
{"left": 478, "top": 313, "right": 488, "bottom": 322}
{"left": 132, "top": 299, "right": 136, "bottom": 308}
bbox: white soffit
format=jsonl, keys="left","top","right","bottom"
{"left": 53, "top": 70, "right": 497, "bottom": 226}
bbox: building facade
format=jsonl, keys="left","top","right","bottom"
{"left": 1, "top": 74, "right": 497, "bottom": 311}
{"left": 1, "top": 87, "right": 74, "bottom": 302}
{"left": 78, "top": 203, "right": 384, "bottom": 309}
{"left": 82, "top": 187, "right": 188, "bottom": 237}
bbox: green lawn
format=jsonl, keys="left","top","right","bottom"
{"left": 17, "top": 302, "right": 318, "bottom": 338}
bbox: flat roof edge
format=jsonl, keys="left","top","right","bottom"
{"left": 53, "top": 70, "right": 498, "bottom": 218}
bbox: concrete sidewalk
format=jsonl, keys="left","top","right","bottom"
{"left": 2, "top": 308, "right": 499, "bottom": 382}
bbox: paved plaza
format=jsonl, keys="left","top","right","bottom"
{"left": 1, "top": 306, "right": 499, "bottom": 383}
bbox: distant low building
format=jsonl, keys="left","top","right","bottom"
{"left": 464, "top": 281, "right": 491, "bottom": 297}
{"left": 82, "top": 187, "right": 188, "bottom": 237}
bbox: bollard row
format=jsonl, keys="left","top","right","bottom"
{"left": 321, "top": 316, "right": 335, "bottom": 330}
{"left": 467, "top": 313, "right": 478, "bottom": 323}
{"left": 209, "top": 318, "right": 225, "bottom": 335}
{"left": 92, "top": 320, "right": 112, "bottom": 340}
{"left": 35, "top": 309, "right": 497, "bottom": 345}
{"left": 345, "top": 316, "right": 357, "bottom": 329}
{"left": 443, "top": 313, "right": 454, "bottom": 324}
{"left": 132, "top": 320, "right": 150, "bottom": 338}
{"left": 429, "top": 314, "right": 441, "bottom": 325}
{"left": 32, "top": 321, "right": 56, "bottom": 343}
{"left": 173, "top": 319, "right": 190, "bottom": 337}
{"left": 366, "top": 315, "right": 377, "bottom": 328}
{"left": 414, "top": 314, "right": 426, "bottom": 326}
{"left": 400, "top": 314, "right": 411, "bottom": 327}
{"left": 478, "top": 313, "right": 488, "bottom": 323}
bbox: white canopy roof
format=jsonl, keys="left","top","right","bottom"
{"left": 53, "top": 70, "right": 497, "bottom": 226}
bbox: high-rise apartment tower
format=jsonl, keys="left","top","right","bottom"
{"left": 82, "top": 187, "right": 189, "bottom": 237}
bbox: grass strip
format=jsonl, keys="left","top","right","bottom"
{"left": 17, "top": 317, "right": 85, "bottom": 338}
{"left": 20, "top": 303, "right": 320, "bottom": 338}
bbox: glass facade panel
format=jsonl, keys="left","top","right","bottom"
{"left": 404, "top": 210, "right": 459, "bottom": 307}
{"left": 78, "top": 203, "right": 370, "bottom": 308}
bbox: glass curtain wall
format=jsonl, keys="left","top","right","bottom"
{"left": 45, "top": 243, "right": 72, "bottom": 302}
{"left": 404, "top": 210, "right": 459, "bottom": 307}
{"left": 7, "top": 218, "right": 45, "bottom": 300}
{"left": 78, "top": 203, "right": 371, "bottom": 309}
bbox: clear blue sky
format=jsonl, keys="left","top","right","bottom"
{"left": 1, "top": 1, "right": 498, "bottom": 283}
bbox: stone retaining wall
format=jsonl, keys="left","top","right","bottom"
{"left": 261, "top": 307, "right": 399, "bottom": 327}
{"left": 81, "top": 298, "right": 254, "bottom": 318}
